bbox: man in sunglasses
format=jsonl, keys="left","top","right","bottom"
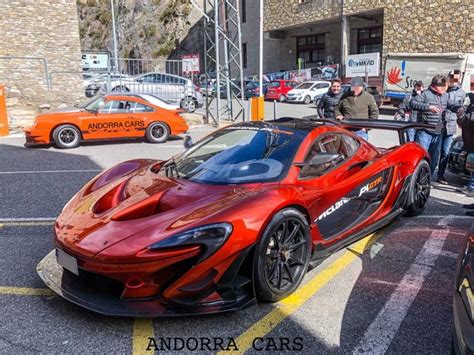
{"left": 436, "top": 70, "right": 466, "bottom": 185}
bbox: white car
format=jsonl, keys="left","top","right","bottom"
{"left": 286, "top": 81, "right": 331, "bottom": 104}
{"left": 96, "top": 72, "right": 204, "bottom": 113}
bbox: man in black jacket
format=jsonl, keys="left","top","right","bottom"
{"left": 410, "top": 75, "right": 463, "bottom": 175}
{"left": 436, "top": 70, "right": 466, "bottom": 184}
{"left": 317, "top": 79, "right": 343, "bottom": 119}
{"left": 459, "top": 94, "right": 474, "bottom": 213}
{"left": 394, "top": 80, "right": 424, "bottom": 142}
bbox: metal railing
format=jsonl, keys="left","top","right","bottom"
{"left": 0, "top": 56, "right": 51, "bottom": 89}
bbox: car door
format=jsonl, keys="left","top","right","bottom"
{"left": 298, "top": 133, "right": 391, "bottom": 241}
{"left": 81, "top": 99, "right": 137, "bottom": 140}
{"left": 311, "top": 83, "right": 330, "bottom": 99}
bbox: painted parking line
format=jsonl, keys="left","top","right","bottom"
{"left": 132, "top": 319, "right": 155, "bottom": 355}
{"left": 0, "top": 218, "right": 56, "bottom": 228}
{"left": 225, "top": 231, "right": 383, "bottom": 354}
{"left": 352, "top": 216, "right": 452, "bottom": 353}
{"left": 0, "top": 286, "right": 54, "bottom": 296}
{"left": 0, "top": 169, "right": 102, "bottom": 175}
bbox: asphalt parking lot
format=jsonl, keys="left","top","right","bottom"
{"left": 0, "top": 105, "right": 473, "bottom": 354}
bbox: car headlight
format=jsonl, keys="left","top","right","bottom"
{"left": 149, "top": 223, "right": 233, "bottom": 262}
{"left": 452, "top": 140, "right": 464, "bottom": 150}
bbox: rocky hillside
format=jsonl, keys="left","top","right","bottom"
{"left": 77, "top": 0, "right": 204, "bottom": 60}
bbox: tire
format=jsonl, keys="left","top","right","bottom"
{"left": 278, "top": 94, "right": 286, "bottom": 102}
{"left": 254, "top": 208, "right": 311, "bottom": 302}
{"left": 405, "top": 159, "right": 431, "bottom": 216}
{"left": 180, "top": 98, "right": 197, "bottom": 113}
{"left": 303, "top": 95, "right": 311, "bottom": 105}
{"left": 314, "top": 98, "right": 321, "bottom": 107}
{"left": 145, "top": 122, "right": 170, "bottom": 143}
{"left": 52, "top": 125, "right": 81, "bottom": 149}
{"left": 111, "top": 85, "right": 129, "bottom": 92}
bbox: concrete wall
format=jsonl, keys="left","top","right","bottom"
{"left": 0, "top": 0, "right": 84, "bottom": 127}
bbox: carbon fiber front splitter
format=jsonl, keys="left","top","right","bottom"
{"left": 36, "top": 250, "right": 256, "bottom": 317}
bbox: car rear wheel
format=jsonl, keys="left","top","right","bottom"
{"left": 180, "top": 98, "right": 197, "bottom": 113}
{"left": 405, "top": 159, "right": 431, "bottom": 216}
{"left": 279, "top": 94, "right": 286, "bottom": 102}
{"left": 52, "top": 125, "right": 81, "bottom": 149}
{"left": 303, "top": 95, "right": 311, "bottom": 105}
{"left": 146, "top": 122, "right": 170, "bottom": 143}
{"left": 254, "top": 208, "right": 311, "bottom": 302}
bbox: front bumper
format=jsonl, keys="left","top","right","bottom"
{"left": 37, "top": 250, "right": 255, "bottom": 317}
{"left": 23, "top": 127, "right": 50, "bottom": 146}
{"left": 286, "top": 96, "right": 303, "bottom": 103}
{"left": 448, "top": 151, "right": 470, "bottom": 177}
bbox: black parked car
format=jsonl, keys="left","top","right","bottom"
{"left": 453, "top": 228, "right": 474, "bottom": 354}
{"left": 243, "top": 81, "right": 269, "bottom": 99}
{"left": 448, "top": 136, "right": 470, "bottom": 177}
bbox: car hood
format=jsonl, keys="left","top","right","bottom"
{"left": 55, "top": 160, "right": 255, "bottom": 260}
{"left": 288, "top": 89, "right": 308, "bottom": 95}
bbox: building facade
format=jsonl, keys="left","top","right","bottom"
{"left": 241, "top": 0, "right": 473, "bottom": 78}
{"left": 0, "top": 0, "right": 84, "bottom": 127}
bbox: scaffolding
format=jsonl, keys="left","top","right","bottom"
{"left": 191, "top": 0, "right": 246, "bottom": 126}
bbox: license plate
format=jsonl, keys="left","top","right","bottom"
{"left": 56, "top": 249, "right": 79, "bottom": 275}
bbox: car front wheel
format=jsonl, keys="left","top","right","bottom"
{"left": 254, "top": 208, "right": 311, "bottom": 302}
{"left": 52, "top": 125, "right": 81, "bottom": 149}
{"left": 303, "top": 95, "right": 311, "bottom": 105}
{"left": 405, "top": 159, "right": 431, "bottom": 216}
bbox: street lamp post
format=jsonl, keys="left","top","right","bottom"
{"left": 259, "top": 0, "right": 263, "bottom": 96}
{"left": 110, "top": 0, "right": 119, "bottom": 72}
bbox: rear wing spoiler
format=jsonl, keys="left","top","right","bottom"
{"left": 304, "top": 117, "right": 435, "bottom": 144}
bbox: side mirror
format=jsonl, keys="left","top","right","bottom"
{"left": 294, "top": 153, "right": 341, "bottom": 167}
{"left": 183, "top": 135, "right": 194, "bottom": 150}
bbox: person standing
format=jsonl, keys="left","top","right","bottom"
{"left": 410, "top": 75, "right": 462, "bottom": 175}
{"left": 335, "top": 76, "right": 379, "bottom": 140}
{"left": 394, "top": 81, "right": 424, "bottom": 142}
{"left": 436, "top": 70, "right": 466, "bottom": 184}
{"left": 317, "top": 79, "right": 343, "bottom": 119}
{"left": 458, "top": 94, "right": 474, "bottom": 205}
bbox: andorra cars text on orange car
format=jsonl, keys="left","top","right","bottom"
{"left": 24, "top": 93, "right": 189, "bottom": 148}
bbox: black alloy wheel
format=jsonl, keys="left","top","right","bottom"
{"left": 254, "top": 208, "right": 311, "bottom": 302}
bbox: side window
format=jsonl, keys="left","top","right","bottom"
{"left": 342, "top": 134, "right": 360, "bottom": 157}
{"left": 134, "top": 103, "right": 154, "bottom": 113}
{"left": 103, "top": 100, "right": 134, "bottom": 113}
{"left": 299, "top": 134, "right": 351, "bottom": 179}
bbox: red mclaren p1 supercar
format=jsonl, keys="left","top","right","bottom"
{"left": 37, "top": 118, "right": 434, "bottom": 317}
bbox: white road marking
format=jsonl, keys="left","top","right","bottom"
{"left": 352, "top": 216, "right": 452, "bottom": 354}
{"left": 0, "top": 217, "right": 56, "bottom": 222}
{"left": 0, "top": 169, "right": 102, "bottom": 175}
{"left": 413, "top": 214, "right": 472, "bottom": 219}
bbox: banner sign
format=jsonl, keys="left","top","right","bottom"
{"left": 345, "top": 52, "right": 380, "bottom": 77}
{"left": 81, "top": 52, "right": 110, "bottom": 71}
{"left": 182, "top": 54, "right": 200, "bottom": 75}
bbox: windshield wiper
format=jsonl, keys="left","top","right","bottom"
{"left": 163, "top": 156, "right": 181, "bottom": 179}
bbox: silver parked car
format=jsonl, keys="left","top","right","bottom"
{"left": 97, "top": 72, "right": 204, "bottom": 113}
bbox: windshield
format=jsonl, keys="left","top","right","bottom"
{"left": 163, "top": 124, "right": 307, "bottom": 184}
{"left": 84, "top": 96, "right": 105, "bottom": 111}
{"left": 269, "top": 81, "right": 281, "bottom": 88}
{"left": 295, "top": 82, "right": 313, "bottom": 90}
{"left": 246, "top": 82, "right": 258, "bottom": 89}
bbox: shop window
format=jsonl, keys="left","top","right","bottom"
{"left": 357, "top": 26, "right": 382, "bottom": 54}
{"left": 296, "top": 33, "right": 325, "bottom": 67}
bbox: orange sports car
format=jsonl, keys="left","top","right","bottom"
{"left": 24, "top": 94, "right": 189, "bottom": 148}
